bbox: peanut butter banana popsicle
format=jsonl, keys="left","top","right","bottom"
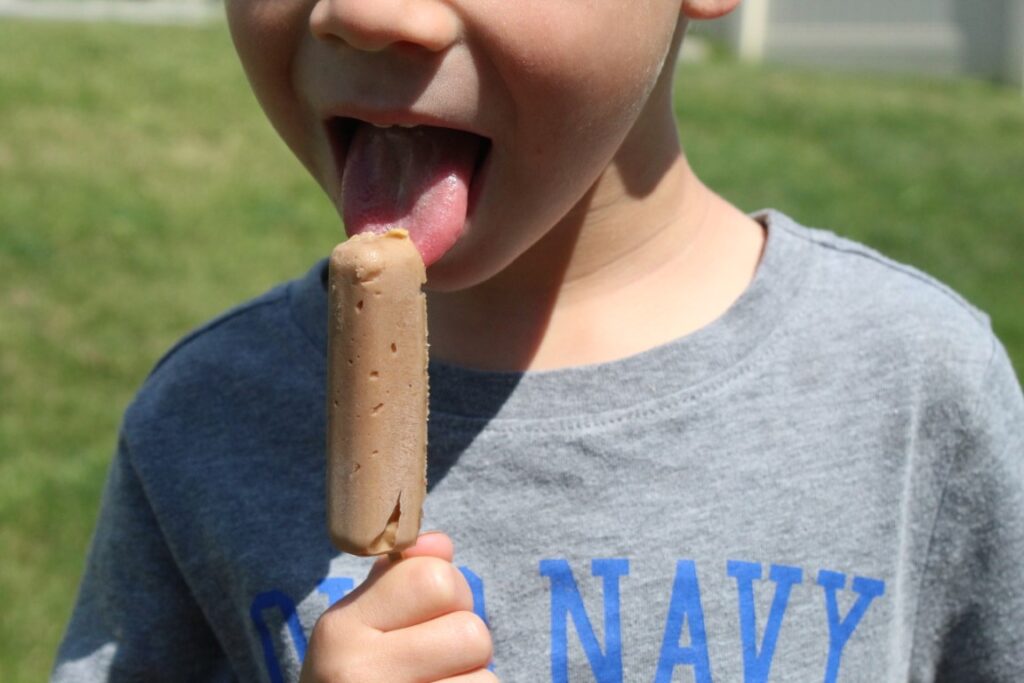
{"left": 326, "top": 229, "right": 428, "bottom": 556}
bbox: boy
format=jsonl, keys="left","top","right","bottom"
{"left": 54, "top": 0, "right": 1023, "bottom": 681}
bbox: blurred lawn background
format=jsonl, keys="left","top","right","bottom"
{"left": 1, "top": 17, "right": 1022, "bottom": 683}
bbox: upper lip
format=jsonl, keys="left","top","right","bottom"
{"left": 321, "top": 105, "right": 489, "bottom": 140}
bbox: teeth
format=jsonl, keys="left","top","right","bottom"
{"left": 360, "top": 120, "right": 419, "bottom": 130}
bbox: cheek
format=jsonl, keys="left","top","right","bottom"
{"left": 225, "top": 0, "right": 314, "bottom": 163}
{"left": 513, "top": 6, "right": 672, "bottom": 94}
{"left": 496, "top": 7, "right": 676, "bottom": 163}
{"left": 225, "top": 0, "right": 294, "bottom": 88}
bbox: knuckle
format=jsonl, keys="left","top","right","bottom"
{"left": 450, "top": 610, "right": 493, "bottom": 661}
{"left": 314, "top": 604, "right": 353, "bottom": 642}
{"left": 310, "top": 609, "right": 340, "bottom": 647}
{"left": 316, "top": 659, "right": 358, "bottom": 683}
{"left": 332, "top": 651, "right": 374, "bottom": 683}
{"left": 306, "top": 610, "right": 383, "bottom": 682}
{"left": 307, "top": 636, "right": 376, "bottom": 682}
{"left": 407, "top": 557, "right": 460, "bottom": 605}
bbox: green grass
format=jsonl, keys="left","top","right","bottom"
{"left": 676, "top": 59, "right": 1024, "bottom": 359}
{"left": 0, "top": 19, "right": 338, "bottom": 682}
{"left": 2, "top": 19, "right": 1022, "bottom": 683}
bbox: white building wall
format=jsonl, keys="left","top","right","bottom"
{"left": 690, "top": 0, "right": 1024, "bottom": 87}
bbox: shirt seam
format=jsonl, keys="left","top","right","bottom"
{"left": 148, "top": 292, "right": 289, "bottom": 380}
{"left": 289, "top": 275, "right": 327, "bottom": 370}
{"left": 907, "top": 331, "right": 1000, "bottom": 663}
{"left": 429, "top": 276, "right": 813, "bottom": 433}
{"left": 118, "top": 431, "right": 236, "bottom": 662}
{"left": 780, "top": 222, "right": 989, "bottom": 327}
{"left": 288, "top": 213, "right": 812, "bottom": 431}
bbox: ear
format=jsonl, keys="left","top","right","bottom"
{"left": 681, "top": 0, "right": 742, "bottom": 20}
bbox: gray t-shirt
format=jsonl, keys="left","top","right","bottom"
{"left": 53, "top": 210, "right": 1024, "bottom": 682}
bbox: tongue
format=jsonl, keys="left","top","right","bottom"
{"left": 342, "top": 124, "right": 482, "bottom": 267}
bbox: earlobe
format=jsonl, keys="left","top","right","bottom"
{"left": 680, "top": 0, "right": 742, "bottom": 20}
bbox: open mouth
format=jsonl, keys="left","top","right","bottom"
{"left": 325, "top": 117, "right": 492, "bottom": 181}
{"left": 325, "top": 116, "right": 491, "bottom": 266}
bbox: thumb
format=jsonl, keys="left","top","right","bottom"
{"left": 363, "top": 531, "right": 455, "bottom": 582}
{"left": 397, "top": 530, "right": 455, "bottom": 561}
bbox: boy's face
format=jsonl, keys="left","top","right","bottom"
{"left": 225, "top": 0, "right": 706, "bottom": 290}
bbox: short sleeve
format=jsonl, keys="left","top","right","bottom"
{"left": 910, "top": 340, "right": 1024, "bottom": 681}
{"left": 51, "top": 436, "right": 235, "bottom": 682}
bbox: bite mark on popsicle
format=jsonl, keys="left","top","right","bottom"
{"left": 365, "top": 496, "right": 403, "bottom": 556}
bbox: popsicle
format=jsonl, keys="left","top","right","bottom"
{"left": 326, "top": 229, "right": 428, "bottom": 556}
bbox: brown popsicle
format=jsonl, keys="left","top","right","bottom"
{"left": 326, "top": 229, "right": 428, "bottom": 556}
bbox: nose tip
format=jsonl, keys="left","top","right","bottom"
{"left": 310, "top": 0, "right": 459, "bottom": 53}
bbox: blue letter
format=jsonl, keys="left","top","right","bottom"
{"left": 459, "top": 566, "right": 491, "bottom": 627}
{"left": 655, "top": 560, "right": 712, "bottom": 683}
{"left": 727, "top": 560, "right": 803, "bottom": 683}
{"left": 459, "top": 566, "right": 495, "bottom": 672}
{"left": 316, "top": 576, "right": 354, "bottom": 607}
{"left": 540, "top": 558, "right": 629, "bottom": 683}
{"left": 817, "top": 570, "right": 885, "bottom": 683}
{"left": 250, "top": 590, "right": 308, "bottom": 683}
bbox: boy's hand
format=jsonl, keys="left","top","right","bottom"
{"left": 299, "top": 532, "right": 496, "bottom": 682}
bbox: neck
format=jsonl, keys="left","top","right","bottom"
{"left": 427, "top": 94, "right": 765, "bottom": 371}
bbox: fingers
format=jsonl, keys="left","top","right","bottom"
{"left": 361, "top": 531, "right": 455, "bottom": 585}
{"left": 400, "top": 531, "right": 455, "bottom": 561}
{"left": 344, "top": 531, "right": 457, "bottom": 610}
{"left": 301, "top": 531, "right": 492, "bottom": 683}
{"left": 436, "top": 669, "right": 501, "bottom": 683}
{"left": 382, "top": 611, "right": 493, "bottom": 681}
{"left": 356, "top": 555, "right": 474, "bottom": 631}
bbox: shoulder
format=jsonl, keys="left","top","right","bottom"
{"left": 768, "top": 211, "right": 998, "bottom": 382}
{"left": 760, "top": 211, "right": 1020, "bottom": 438}
{"left": 772, "top": 211, "right": 990, "bottom": 329}
{"left": 122, "top": 264, "right": 325, "bottom": 446}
